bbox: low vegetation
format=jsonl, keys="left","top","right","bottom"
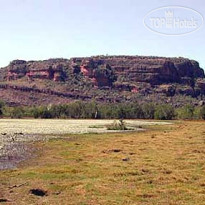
{"left": 1, "top": 121, "right": 205, "bottom": 204}
{"left": 1, "top": 100, "right": 205, "bottom": 120}
{"left": 107, "top": 119, "right": 130, "bottom": 130}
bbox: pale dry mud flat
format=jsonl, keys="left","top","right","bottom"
{"left": 0, "top": 119, "right": 171, "bottom": 169}
{"left": 0, "top": 119, "right": 171, "bottom": 135}
{"left": 0, "top": 134, "right": 50, "bottom": 169}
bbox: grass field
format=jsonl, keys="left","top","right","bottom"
{"left": 0, "top": 120, "right": 205, "bottom": 204}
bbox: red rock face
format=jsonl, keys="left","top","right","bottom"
{"left": 7, "top": 71, "right": 19, "bottom": 81}
{"left": 26, "top": 70, "right": 51, "bottom": 80}
{"left": 6, "top": 59, "right": 67, "bottom": 82}
{"left": 101, "top": 56, "right": 204, "bottom": 84}
{"left": 53, "top": 71, "right": 63, "bottom": 81}
{"left": 4, "top": 56, "right": 205, "bottom": 98}
{"left": 69, "top": 56, "right": 205, "bottom": 95}
{"left": 80, "top": 65, "right": 93, "bottom": 77}
{"left": 77, "top": 59, "right": 115, "bottom": 87}
{"left": 90, "top": 77, "right": 97, "bottom": 86}
{"left": 131, "top": 87, "right": 138, "bottom": 93}
{"left": 196, "top": 79, "right": 205, "bottom": 95}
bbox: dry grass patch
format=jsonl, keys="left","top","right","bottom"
{"left": 0, "top": 121, "right": 205, "bottom": 204}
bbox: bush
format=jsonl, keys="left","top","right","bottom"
{"left": 10, "top": 107, "right": 24, "bottom": 119}
{"left": 142, "top": 103, "right": 155, "bottom": 119}
{"left": 176, "top": 105, "right": 194, "bottom": 119}
{"left": 107, "top": 119, "right": 129, "bottom": 130}
{"left": 0, "top": 100, "right": 5, "bottom": 117}
{"left": 200, "top": 106, "right": 205, "bottom": 120}
{"left": 154, "top": 105, "right": 175, "bottom": 120}
{"left": 0, "top": 100, "right": 204, "bottom": 120}
{"left": 33, "top": 106, "right": 52, "bottom": 119}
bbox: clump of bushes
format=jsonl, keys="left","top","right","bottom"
{"left": 176, "top": 105, "right": 195, "bottom": 120}
{"left": 200, "top": 106, "right": 205, "bottom": 120}
{"left": 0, "top": 99, "right": 205, "bottom": 120}
{"left": 154, "top": 105, "right": 175, "bottom": 120}
{"left": 107, "top": 119, "right": 129, "bottom": 130}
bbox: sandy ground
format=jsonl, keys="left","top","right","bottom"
{"left": 0, "top": 119, "right": 171, "bottom": 135}
{"left": 0, "top": 134, "right": 49, "bottom": 169}
{"left": 0, "top": 119, "right": 171, "bottom": 169}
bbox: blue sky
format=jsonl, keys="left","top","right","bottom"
{"left": 0, "top": 0, "right": 204, "bottom": 70}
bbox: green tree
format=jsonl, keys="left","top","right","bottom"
{"left": 11, "top": 107, "right": 24, "bottom": 119}
{"left": 0, "top": 100, "right": 5, "bottom": 117}
{"left": 154, "top": 105, "right": 175, "bottom": 120}
{"left": 200, "top": 106, "right": 205, "bottom": 120}
{"left": 176, "top": 105, "right": 194, "bottom": 119}
{"left": 142, "top": 103, "right": 155, "bottom": 119}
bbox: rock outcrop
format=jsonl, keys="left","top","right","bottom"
{"left": 0, "top": 55, "right": 205, "bottom": 106}
{"left": 6, "top": 59, "right": 68, "bottom": 82}
{"left": 69, "top": 56, "right": 205, "bottom": 95}
{"left": 70, "top": 56, "right": 204, "bottom": 84}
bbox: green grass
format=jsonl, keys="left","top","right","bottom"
{"left": 1, "top": 121, "right": 205, "bottom": 204}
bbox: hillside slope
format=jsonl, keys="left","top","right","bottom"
{"left": 0, "top": 56, "right": 205, "bottom": 106}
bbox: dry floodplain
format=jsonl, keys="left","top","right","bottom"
{"left": 0, "top": 119, "right": 171, "bottom": 135}
{"left": 0, "top": 119, "right": 205, "bottom": 204}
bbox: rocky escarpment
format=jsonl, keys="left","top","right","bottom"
{"left": 6, "top": 59, "right": 68, "bottom": 82}
{"left": 71, "top": 56, "right": 204, "bottom": 85}
{"left": 70, "top": 58, "right": 116, "bottom": 87}
{"left": 69, "top": 56, "right": 205, "bottom": 95}
{"left": 0, "top": 55, "right": 205, "bottom": 106}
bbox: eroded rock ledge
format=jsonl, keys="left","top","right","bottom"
{"left": 0, "top": 55, "right": 204, "bottom": 105}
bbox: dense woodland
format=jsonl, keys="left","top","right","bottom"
{"left": 0, "top": 101, "right": 205, "bottom": 120}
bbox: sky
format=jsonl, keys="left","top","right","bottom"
{"left": 0, "top": 0, "right": 204, "bottom": 69}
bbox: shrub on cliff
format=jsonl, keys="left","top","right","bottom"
{"left": 94, "top": 64, "right": 117, "bottom": 84}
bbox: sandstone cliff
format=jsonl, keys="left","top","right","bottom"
{"left": 0, "top": 55, "right": 204, "bottom": 106}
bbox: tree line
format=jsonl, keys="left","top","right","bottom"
{"left": 0, "top": 101, "right": 205, "bottom": 120}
